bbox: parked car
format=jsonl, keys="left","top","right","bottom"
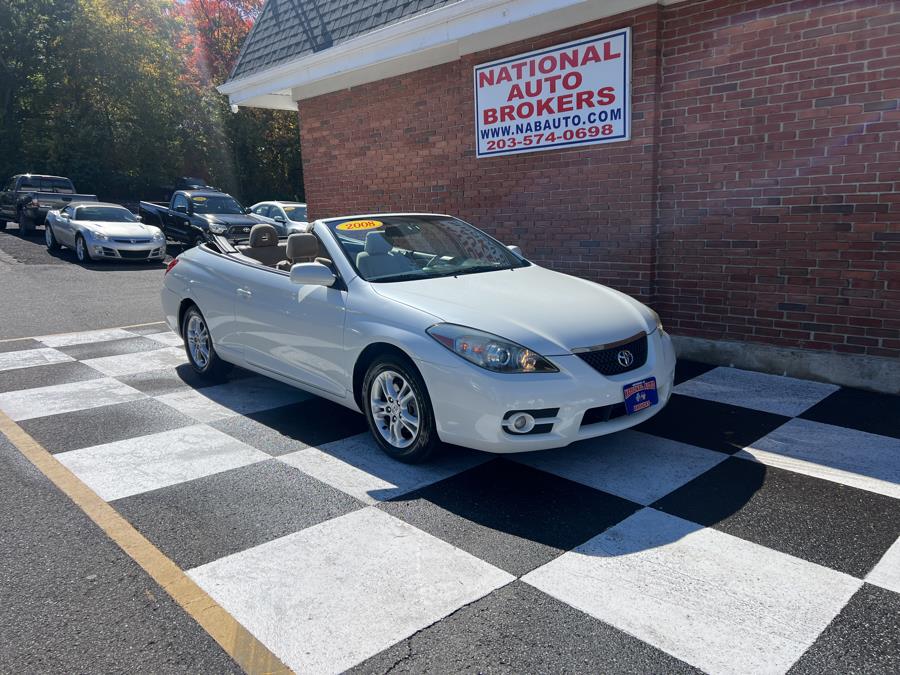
{"left": 249, "top": 201, "right": 309, "bottom": 236}
{"left": 46, "top": 202, "right": 166, "bottom": 263}
{"left": 162, "top": 213, "right": 676, "bottom": 463}
{"left": 139, "top": 190, "right": 262, "bottom": 245}
{"left": 0, "top": 174, "right": 97, "bottom": 235}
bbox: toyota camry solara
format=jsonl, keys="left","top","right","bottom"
{"left": 161, "top": 213, "right": 676, "bottom": 462}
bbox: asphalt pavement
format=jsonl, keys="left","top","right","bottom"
{"left": 0, "top": 222, "right": 174, "bottom": 339}
{"left": 1, "top": 222, "right": 898, "bottom": 674}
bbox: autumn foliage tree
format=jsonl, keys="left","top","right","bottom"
{"left": 0, "top": 0, "right": 303, "bottom": 205}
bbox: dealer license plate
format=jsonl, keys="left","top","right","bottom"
{"left": 623, "top": 377, "right": 658, "bottom": 415}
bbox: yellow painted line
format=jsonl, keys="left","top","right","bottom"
{"left": 0, "top": 410, "right": 292, "bottom": 675}
{"left": 0, "top": 320, "right": 170, "bottom": 343}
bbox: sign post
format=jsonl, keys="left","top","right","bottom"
{"left": 474, "top": 27, "right": 631, "bottom": 158}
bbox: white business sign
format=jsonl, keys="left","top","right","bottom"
{"left": 474, "top": 27, "right": 631, "bottom": 158}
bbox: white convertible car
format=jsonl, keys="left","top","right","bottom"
{"left": 162, "top": 214, "right": 676, "bottom": 462}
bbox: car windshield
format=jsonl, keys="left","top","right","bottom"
{"left": 191, "top": 195, "right": 243, "bottom": 215}
{"left": 284, "top": 205, "right": 307, "bottom": 221}
{"left": 327, "top": 215, "right": 528, "bottom": 283}
{"left": 74, "top": 206, "right": 137, "bottom": 222}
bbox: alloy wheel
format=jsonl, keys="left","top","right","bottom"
{"left": 186, "top": 314, "right": 210, "bottom": 369}
{"left": 369, "top": 369, "right": 420, "bottom": 449}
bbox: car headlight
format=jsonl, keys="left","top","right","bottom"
{"left": 649, "top": 309, "right": 664, "bottom": 334}
{"left": 208, "top": 222, "right": 227, "bottom": 234}
{"left": 152, "top": 229, "right": 164, "bottom": 240}
{"left": 92, "top": 231, "right": 109, "bottom": 241}
{"left": 427, "top": 324, "right": 558, "bottom": 373}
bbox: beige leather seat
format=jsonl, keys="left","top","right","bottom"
{"left": 276, "top": 233, "right": 319, "bottom": 270}
{"left": 356, "top": 232, "right": 419, "bottom": 279}
{"left": 236, "top": 224, "right": 285, "bottom": 267}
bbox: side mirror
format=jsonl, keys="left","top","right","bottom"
{"left": 244, "top": 207, "right": 253, "bottom": 215}
{"left": 507, "top": 244, "right": 523, "bottom": 257}
{"left": 290, "top": 262, "right": 335, "bottom": 287}
{"left": 135, "top": 214, "right": 142, "bottom": 222}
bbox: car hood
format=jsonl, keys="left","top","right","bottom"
{"left": 197, "top": 213, "right": 261, "bottom": 227}
{"left": 79, "top": 221, "right": 162, "bottom": 238}
{"left": 370, "top": 265, "right": 655, "bottom": 356}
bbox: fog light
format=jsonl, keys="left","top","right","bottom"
{"left": 507, "top": 412, "right": 535, "bottom": 434}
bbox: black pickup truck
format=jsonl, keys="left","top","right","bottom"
{"left": 0, "top": 174, "right": 97, "bottom": 235}
{"left": 139, "top": 189, "right": 263, "bottom": 245}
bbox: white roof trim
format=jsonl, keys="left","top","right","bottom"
{"left": 220, "top": 0, "right": 684, "bottom": 109}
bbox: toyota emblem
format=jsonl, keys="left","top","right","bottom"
{"left": 617, "top": 349, "right": 634, "bottom": 368}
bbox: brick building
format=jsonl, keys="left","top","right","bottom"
{"left": 221, "top": 0, "right": 900, "bottom": 391}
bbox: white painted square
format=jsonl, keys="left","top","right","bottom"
{"left": 189, "top": 507, "right": 513, "bottom": 674}
{"left": 738, "top": 418, "right": 900, "bottom": 499}
{"left": 866, "top": 536, "right": 900, "bottom": 595}
{"left": 0, "top": 377, "right": 145, "bottom": 421}
{"left": 513, "top": 431, "right": 726, "bottom": 505}
{"left": 56, "top": 424, "right": 269, "bottom": 501}
{"left": 81, "top": 346, "right": 187, "bottom": 377}
{"left": 144, "top": 331, "right": 183, "bottom": 347}
{"left": 674, "top": 366, "right": 838, "bottom": 416}
{"left": 36, "top": 327, "right": 138, "bottom": 347}
{"left": 279, "top": 433, "right": 488, "bottom": 504}
{"left": 155, "top": 377, "right": 310, "bottom": 423}
{"left": 523, "top": 508, "right": 860, "bottom": 675}
{"left": 0, "top": 347, "right": 74, "bottom": 372}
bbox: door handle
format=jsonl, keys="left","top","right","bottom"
{"left": 236, "top": 288, "right": 252, "bottom": 298}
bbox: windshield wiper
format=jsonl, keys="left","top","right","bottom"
{"left": 435, "top": 265, "right": 514, "bottom": 277}
{"left": 369, "top": 272, "right": 428, "bottom": 283}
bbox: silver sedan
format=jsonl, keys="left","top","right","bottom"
{"left": 249, "top": 201, "right": 308, "bottom": 236}
{"left": 45, "top": 202, "right": 166, "bottom": 263}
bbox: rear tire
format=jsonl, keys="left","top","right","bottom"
{"left": 181, "top": 305, "right": 231, "bottom": 379}
{"left": 362, "top": 355, "right": 438, "bottom": 463}
{"left": 45, "top": 224, "right": 60, "bottom": 250}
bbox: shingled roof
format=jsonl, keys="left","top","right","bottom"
{"left": 229, "top": 0, "right": 464, "bottom": 82}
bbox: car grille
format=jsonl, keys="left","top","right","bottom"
{"left": 113, "top": 238, "right": 152, "bottom": 243}
{"left": 581, "top": 402, "right": 628, "bottom": 427}
{"left": 575, "top": 334, "right": 648, "bottom": 376}
{"left": 229, "top": 226, "right": 253, "bottom": 237}
{"left": 119, "top": 249, "right": 150, "bottom": 259}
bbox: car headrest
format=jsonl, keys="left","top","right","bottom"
{"left": 364, "top": 231, "right": 393, "bottom": 255}
{"left": 248, "top": 223, "right": 278, "bottom": 247}
{"left": 286, "top": 232, "right": 318, "bottom": 259}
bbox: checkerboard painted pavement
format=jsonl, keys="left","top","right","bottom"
{"left": 1, "top": 324, "right": 899, "bottom": 674}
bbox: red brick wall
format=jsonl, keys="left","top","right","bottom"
{"left": 656, "top": 0, "right": 900, "bottom": 357}
{"left": 300, "top": 6, "right": 664, "bottom": 300}
{"left": 299, "top": 0, "right": 900, "bottom": 358}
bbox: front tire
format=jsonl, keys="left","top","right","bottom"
{"left": 18, "top": 211, "right": 33, "bottom": 236}
{"left": 45, "top": 224, "right": 60, "bottom": 250}
{"left": 363, "top": 356, "right": 438, "bottom": 463}
{"left": 181, "top": 305, "right": 231, "bottom": 379}
{"left": 75, "top": 234, "right": 91, "bottom": 263}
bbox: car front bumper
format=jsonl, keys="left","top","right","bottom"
{"left": 86, "top": 235, "right": 166, "bottom": 261}
{"left": 415, "top": 329, "right": 677, "bottom": 453}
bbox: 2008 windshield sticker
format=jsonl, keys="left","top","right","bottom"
{"left": 337, "top": 220, "right": 383, "bottom": 231}
{"left": 474, "top": 27, "right": 630, "bottom": 157}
